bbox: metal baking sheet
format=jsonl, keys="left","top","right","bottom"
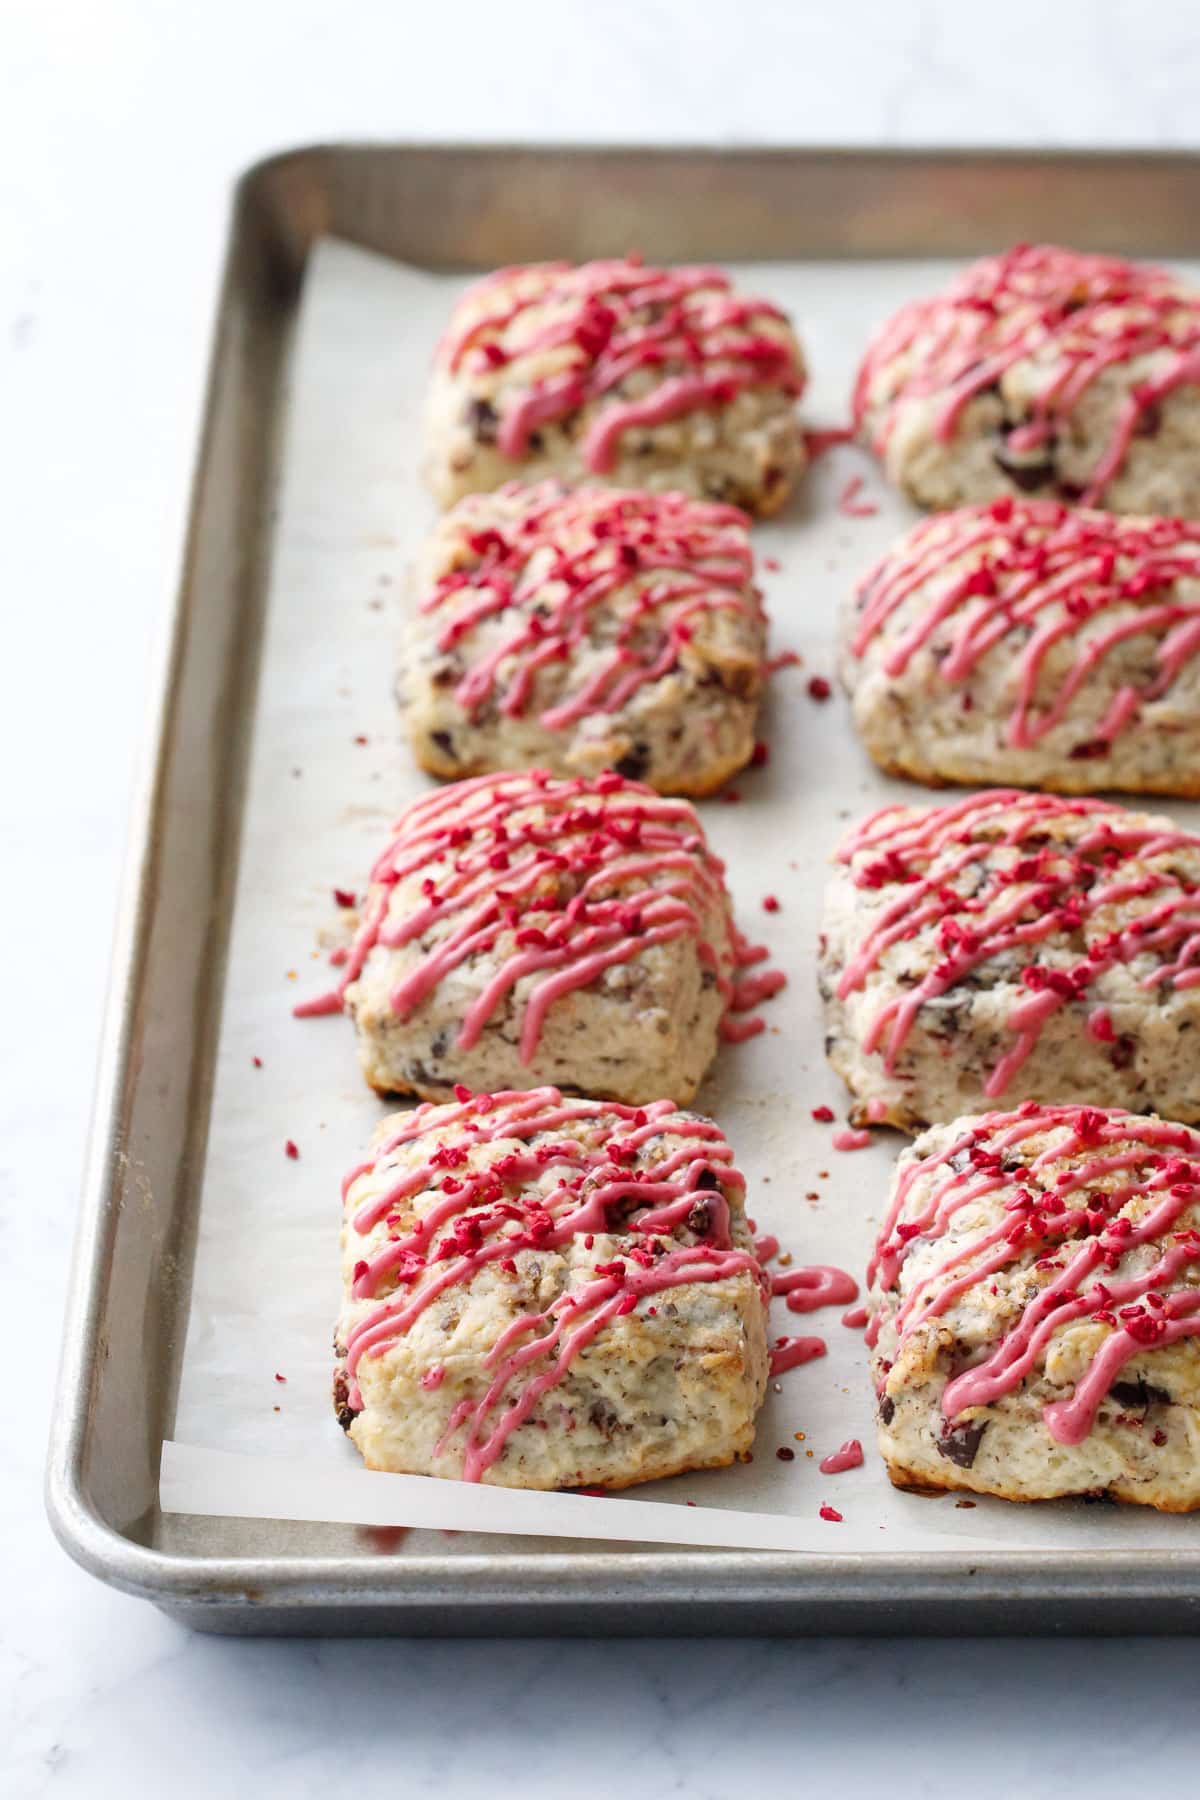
{"left": 46, "top": 145, "right": 1200, "bottom": 1635}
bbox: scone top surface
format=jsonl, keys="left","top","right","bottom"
{"left": 853, "top": 243, "right": 1200, "bottom": 515}
{"left": 822, "top": 789, "right": 1200, "bottom": 1129}
{"left": 843, "top": 497, "right": 1200, "bottom": 796}
{"left": 403, "top": 481, "right": 766, "bottom": 795}
{"left": 335, "top": 1085, "right": 769, "bottom": 1488}
{"left": 869, "top": 1103, "right": 1200, "bottom": 1509}
{"left": 428, "top": 256, "right": 806, "bottom": 514}
{"left": 322, "top": 769, "right": 774, "bottom": 1105}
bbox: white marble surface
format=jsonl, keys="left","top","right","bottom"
{"left": 3, "top": 2, "right": 1199, "bottom": 1792}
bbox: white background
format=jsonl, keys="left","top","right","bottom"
{"left": 3, "top": 3, "right": 1199, "bottom": 1794}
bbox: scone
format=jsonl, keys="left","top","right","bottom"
{"left": 333, "top": 1085, "right": 770, "bottom": 1488}
{"left": 842, "top": 498, "right": 1200, "bottom": 797}
{"left": 299, "top": 769, "right": 779, "bottom": 1104}
{"left": 401, "top": 482, "right": 766, "bottom": 796}
{"left": 820, "top": 789, "right": 1200, "bottom": 1131}
{"left": 853, "top": 244, "right": 1200, "bottom": 516}
{"left": 426, "top": 256, "right": 806, "bottom": 515}
{"left": 868, "top": 1103, "right": 1200, "bottom": 1511}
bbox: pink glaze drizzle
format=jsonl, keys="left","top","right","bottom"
{"left": 440, "top": 257, "right": 804, "bottom": 472}
{"left": 819, "top": 1438, "right": 864, "bottom": 1474}
{"left": 870, "top": 1103, "right": 1200, "bottom": 1447}
{"left": 342, "top": 1086, "right": 767, "bottom": 1481}
{"left": 771, "top": 1264, "right": 860, "bottom": 1314}
{"left": 851, "top": 498, "right": 1200, "bottom": 759}
{"left": 769, "top": 1335, "right": 827, "bottom": 1375}
{"left": 837, "top": 475, "right": 878, "bottom": 518}
{"left": 421, "top": 483, "right": 763, "bottom": 731}
{"left": 296, "top": 770, "right": 783, "bottom": 1053}
{"left": 836, "top": 789, "right": 1200, "bottom": 1103}
{"left": 853, "top": 244, "right": 1200, "bottom": 506}
{"left": 842, "top": 1305, "right": 869, "bottom": 1328}
{"left": 833, "top": 1127, "right": 873, "bottom": 1152}
{"left": 803, "top": 426, "right": 856, "bottom": 459}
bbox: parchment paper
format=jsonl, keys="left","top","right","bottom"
{"left": 165, "top": 237, "right": 1200, "bottom": 1553}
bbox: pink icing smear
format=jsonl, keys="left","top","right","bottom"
{"left": 769, "top": 1335, "right": 827, "bottom": 1376}
{"left": 341, "top": 1086, "right": 768, "bottom": 1482}
{"left": 295, "top": 769, "right": 783, "bottom": 1059}
{"left": 837, "top": 475, "right": 878, "bottom": 518}
{"left": 819, "top": 1439, "right": 864, "bottom": 1475}
{"left": 851, "top": 498, "right": 1200, "bottom": 762}
{"left": 832, "top": 1127, "right": 872, "bottom": 1152}
{"left": 853, "top": 243, "right": 1200, "bottom": 506}
{"left": 772, "top": 1264, "right": 860, "bottom": 1315}
{"left": 439, "top": 256, "right": 804, "bottom": 473}
{"left": 420, "top": 483, "right": 763, "bottom": 734}
{"left": 802, "top": 425, "right": 855, "bottom": 459}
{"left": 836, "top": 788, "right": 1200, "bottom": 1105}
{"left": 869, "top": 1103, "right": 1200, "bottom": 1451}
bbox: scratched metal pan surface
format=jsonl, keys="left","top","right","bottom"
{"left": 45, "top": 145, "right": 1200, "bottom": 1636}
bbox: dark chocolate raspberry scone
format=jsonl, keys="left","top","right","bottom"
{"left": 868, "top": 1103, "right": 1200, "bottom": 1511}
